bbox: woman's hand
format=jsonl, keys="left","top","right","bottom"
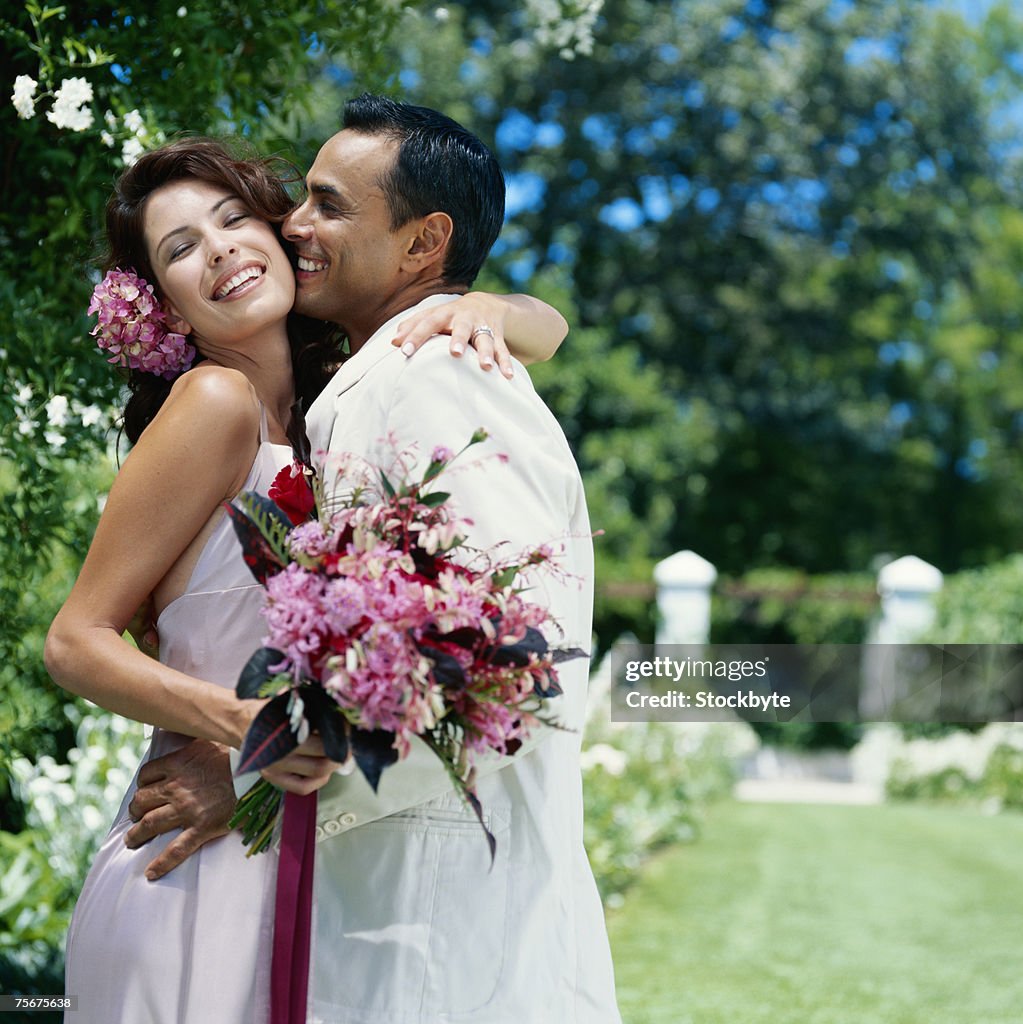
{"left": 259, "top": 733, "right": 344, "bottom": 796}
{"left": 392, "top": 292, "right": 515, "bottom": 377}
{"left": 391, "top": 292, "right": 569, "bottom": 375}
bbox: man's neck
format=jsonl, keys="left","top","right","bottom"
{"left": 344, "top": 282, "right": 467, "bottom": 355}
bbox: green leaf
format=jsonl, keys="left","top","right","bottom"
{"left": 423, "top": 459, "right": 446, "bottom": 483}
{"left": 491, "top": 566, "right": 519, "bottom": 589}
{"left": 419, "top": 491, "right": 450, "bottom": 508}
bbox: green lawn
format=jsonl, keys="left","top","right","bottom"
{"left": 607, "top": 800, "right": 1023, "bottom": 1024}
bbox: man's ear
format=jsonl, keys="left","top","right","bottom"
{"left": 403, "top": 212, "right": 454, "bottom": 272}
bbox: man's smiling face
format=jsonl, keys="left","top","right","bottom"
{"left": 283, "top": 130, "right": 413, "bottom": 337}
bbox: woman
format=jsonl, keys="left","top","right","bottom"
{"left": 44, "top": 137, "right": 567, "bottom": 1023}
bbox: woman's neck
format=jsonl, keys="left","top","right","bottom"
{"left": 197, "top": 322, "right": 295, "bottom": 441}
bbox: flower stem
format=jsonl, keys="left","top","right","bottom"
{"left": 229, "top": 778, "right": 284, "bottom": 856}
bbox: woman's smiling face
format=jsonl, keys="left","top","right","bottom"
{"left": 144, "top": 179, "right": 295, "bottom": 348}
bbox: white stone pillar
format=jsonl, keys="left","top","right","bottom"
{"left": 875, "top": 555, "right": 944, "bottom": 642}
{"left": 654, "top": 550, "right": 717, "bottom": 646}
{"left": 860, "top": 555, "right": 944, "bottom": 719}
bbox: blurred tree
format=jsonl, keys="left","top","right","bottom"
{"left": 396, "top": 0, "right": 1023, "bottom": 595}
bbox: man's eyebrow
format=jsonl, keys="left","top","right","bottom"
{"left": 155, "top": 195, "right": 238, "bottom": 256}
{"left": 307, "top": 181, "right": 342, "bottom": 198}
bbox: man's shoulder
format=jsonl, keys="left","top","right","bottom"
{"left": 388, "top": 341, "right": 536, "bottom": 404}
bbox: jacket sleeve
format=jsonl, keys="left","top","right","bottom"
{"left": 314, "top": 344, "right": 594, "bottom": 832}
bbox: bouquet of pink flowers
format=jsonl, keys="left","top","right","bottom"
{"left": 227, "top": 430, "right": 585, "bottom": 855}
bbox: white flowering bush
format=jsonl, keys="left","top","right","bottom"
{"left": 10, "top": 711, "right": 145, "bottom": 880}
{"left": 582, "top": 685, "right": 758, "bottom": 905}
{"left": 855, "top": 723, "right": 1023, "bottom": 811}
{"left": 2, "top": 710, "right": 144, "bottom": 980}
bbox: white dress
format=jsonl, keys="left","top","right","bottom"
{"left": 64, "top": 416, "right": 293, "bottom": 1024}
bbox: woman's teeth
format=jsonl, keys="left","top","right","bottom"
{"left": 215, "top": 266, "right": 264, "bottom": 299}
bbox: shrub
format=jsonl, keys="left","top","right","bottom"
{"left": 867, "top": 723, "right": 1023, "bottom": 811}
{"left": 925, "top": 554, "right": 1023, "bottom": 644}
{"left": 2, "top": 710, "right": 145, "bottom": 990}
{"left": 581, "top": 693, "right": 758, "bottom": 905}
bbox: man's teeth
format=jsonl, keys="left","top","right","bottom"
{"left": 214, "top": 266, "right": 263, "bottom": 299}
{"left": 298, "top": 257, "right": 327, "bottom": 272}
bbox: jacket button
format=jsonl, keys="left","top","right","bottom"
{"left": 314, "top": 825, "right": 325, "bottom": 842}
{"left": 339, "top": 812, "right": 357, "bottom": 827}
{"left": 323, "top": 819, "right": 342, "bottom": 836}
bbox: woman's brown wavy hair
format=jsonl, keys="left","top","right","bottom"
{"left": 101, "top": 136, "right": 337, "bottom": 449}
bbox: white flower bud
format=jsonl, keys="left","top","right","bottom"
{"left": 123, "top": 108, "right": 145, "bottom": 135}
{"left": 121, "top": 136, "right": 145, "bottom": 167}
{"left": 12, "top": 75, "right": 37, "bottom": 119}
{"left": 46, "top": 394, "right": 69, "bottom": 427}
{"left": 47, "top": 77, "right": 94, "bottom": 132}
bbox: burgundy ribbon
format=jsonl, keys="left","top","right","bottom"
{"left": 270, "top": 791, "right": 317, "bottom": 1024}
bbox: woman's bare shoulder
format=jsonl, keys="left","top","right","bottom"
{"left": 153, "top": 365, "right": 260, "bottom": 442}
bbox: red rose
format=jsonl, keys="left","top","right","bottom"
{"left": 269, "top": 461, "right": 315, "bottom": 525}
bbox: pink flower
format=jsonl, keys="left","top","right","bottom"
{"left": 88, "top": 268, "right": 196, "bottom": 380}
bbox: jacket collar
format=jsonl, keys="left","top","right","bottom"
{"left": 319, "top": 293, "right": 462, "bottom": 402}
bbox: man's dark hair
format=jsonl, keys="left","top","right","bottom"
{"left": 342, "top": 93, "right": 505, "bottom": 287}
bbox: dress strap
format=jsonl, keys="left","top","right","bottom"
{"left": 258, "top": 401, "right": 271, "bottom": 444}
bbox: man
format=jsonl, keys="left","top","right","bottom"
{"left": 130, "top": 94, "right": 620, "bottom": 1021}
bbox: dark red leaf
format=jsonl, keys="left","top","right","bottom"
{"left": 237, "top": 692, "right": 299, "bottom": 773}
{"left": 550, "top": 646, "right": 589, "bottom": 665}
{"left": 237, "top": 647, "right": 288, "bottom": 699}
{"left": 351, "top": 728, "right": 399, "bottom": 792}
{"left": 224, "top": 500, "right": 287, "bottom": 585}
{"left": 490, "top": 627, "right": 549, "bottom": 668}
{"left": 420, "top": 646, "right": 468, "bottom": 690}
{"left": 534, "top": 673, "right": 563, "bottom": 699}
{"left": 302, "top": 686, "right": 351, "bottom": 764}
{"left": 463, "top": 785, "right": 496, "bottom": 865}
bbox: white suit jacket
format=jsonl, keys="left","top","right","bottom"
{"left": 304, "top": 294, "right": 621, "bottom": 1023}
